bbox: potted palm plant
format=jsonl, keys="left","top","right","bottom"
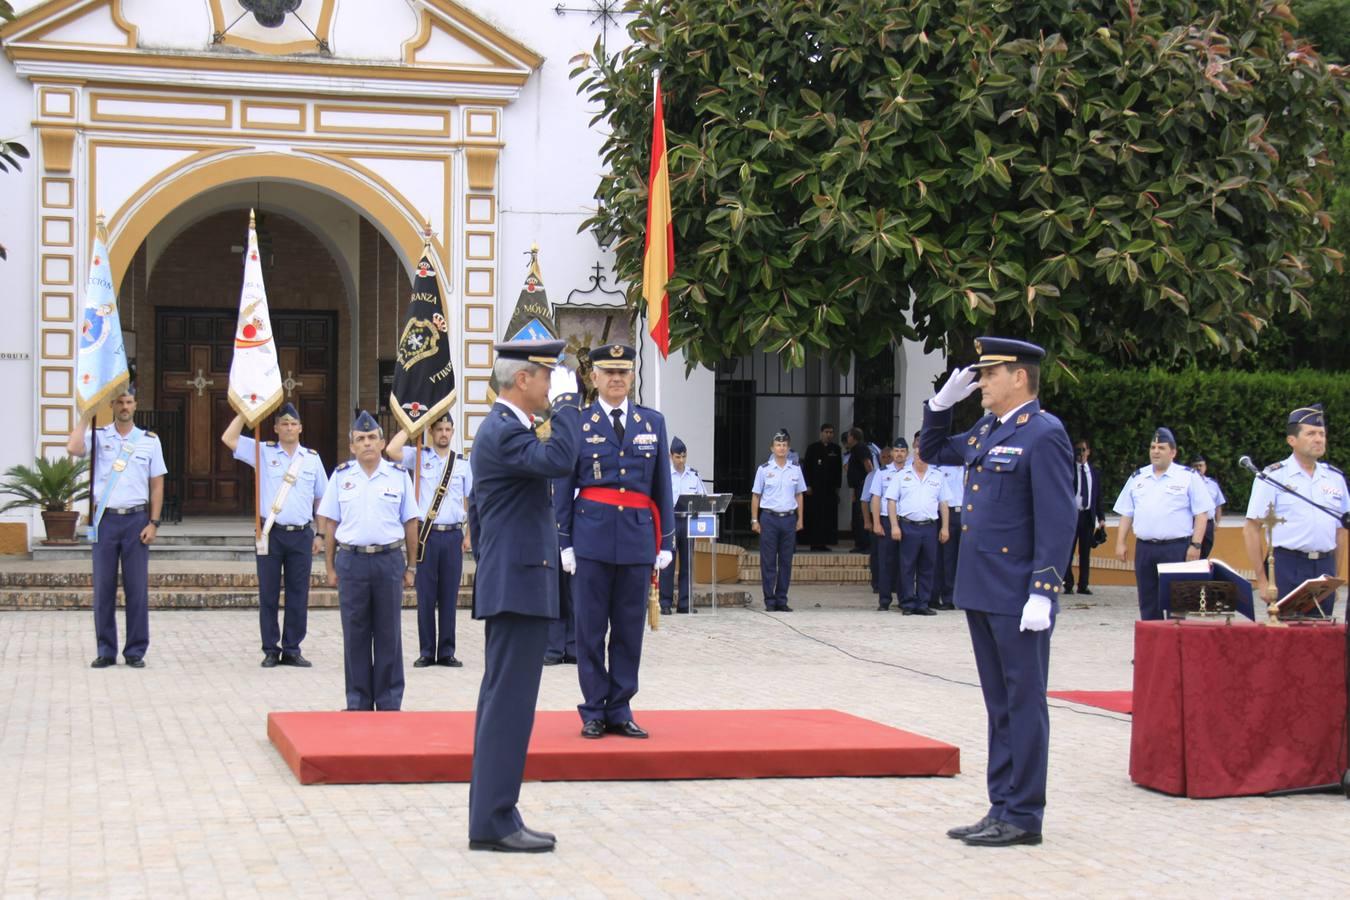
{"left": 0, "top": 456, "right": 91, "bottom": 543}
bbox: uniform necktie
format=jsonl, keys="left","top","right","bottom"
{"left": 611, "top": 408, "right": 625, "bottom": 444}
{"left": 1079, "top": 463, "right": 1090, "bottom": 510}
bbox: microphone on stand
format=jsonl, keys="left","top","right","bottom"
{"left": 1238, "top": 455, "right": 1260, "bottom": 476}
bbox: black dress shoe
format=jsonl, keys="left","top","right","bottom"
{"left": 606, "top": 720, "right": 649, "bottom": 739}
{"left": 912, "top": 607, "right": 937, "bottom": 616}
{"left": 677, "top": 608, "right": 695, "bottom": 614}
{"left": 90, "top": 656, "right": 115, "bottom": 669}
{"left": 778, "top": 605, "right": 793, "bottom": 612}
{"left": 660, "top": 607, "right": 672, "bottom": 615}
{"left": 901, "top": 608, "right": 915, "bottom": 616}
{"left": 1077, "top": 587, "right": 1092, "bottom": 595}
{"left": 877, "top": 605, "right": 890, "bottom": 611}
{"left": 413, "top": 657, "right": 434, "bottom": 668}
{"left": 580, "top": 720, "right": 605, "bottom": 739}
{"left": 261, "top": 652, "right": 280, "bottom": 668}
{"left": 521, "top": 825, "right": 557, "bottom": 844}
{"left": 937, "top": 601, "right": 957, "bottom": 610}
{"left": 962, "top": 821, "right": 1042, "bottom": 847}
{"left": 124, "top": 656, "right": 145, "bottom": 668}
{"left": 279, "top": 653, "right": 312, "bottom": 668}
{"left": 437, "top": 657, "right": 463, "bottom": 668}
{"left": 562, "top": 655, "right": 578, "bottom": 664}
{"left": 543, "top": 655, "right": 564, "bottom": 666}
{"left": 469, "top": 828, "right": 555, "bottom": 853}
{"left": 946, "top": 815, "right": 995, "bottom": 839}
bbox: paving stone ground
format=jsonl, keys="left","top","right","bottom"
{"left": 1, "top": 581, "right": 1346, "bottom": 898}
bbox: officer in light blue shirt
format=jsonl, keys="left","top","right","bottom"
{"left": 69, "top": 387, "right": 167, "bottom": 669}
{"left": 1190, "top": 455, "right": 1226, "bottom": 559}
{"left": 1243, "top": 404, "right": 1349, "bottom": 615}
{"left": 223, "top": 402, "right": 328, "bottom": 668}
{"left": 869, "top": 439, "right": 906, "bottom": 609}
{"left": 317, "top": 410, "right": 421, "bottom": 711}
{"left": 859, "top": 461, "right": 883, "bottom": 592}
{"left": 936, "top": 463, "right": 966, "bottom": 609}
{"left": 661, "top": 436, "right": 707, "bottom": 614}
{"left": 1113, "top": 427, "right": 1213, "bottom": 620}
{"left": 387, "top": 413, "right": 473, "bottom": 668}
{"left": 751, "top": 430, "right": 807, "bottom": 611}
{"left": 887, "top": 439, "right": 954, "bottom": 615}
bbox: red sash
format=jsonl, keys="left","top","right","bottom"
{"left": 578, "top": 486, "right": 662, "bottom": 554}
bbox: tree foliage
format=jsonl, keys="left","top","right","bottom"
{"left": 575, "top": 0, "right": 1349, "bottom": 371}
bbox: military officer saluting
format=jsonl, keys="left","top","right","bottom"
{"left": 1112, "top": 428, "right": 1213, "bottom": 620}
{"left": 317, "top": 410, "right": 420, "bottom": 711}
{"left": 661, "top": 436, "right": 707, "bottom": 615}
{"left": 751, "top": 430, "right": 808, "bottom": 611}
{"left": 888, "top": 434, "right": 953, "bottom": 615}
{"left": 1242, "top": 404, "right": 1349, "bottom": 615}
{"left": 387, "top": 414, "right": 472, "bottom": 668}
{"left": 68, "top": 387, "right": 166, "bottom": 669}
{"left": 222, "top": 403, "right": 328, "bottom": 668}
{"left": 558, "top": 343, "right": 675, "bottom": 740}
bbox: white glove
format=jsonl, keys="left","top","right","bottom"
{"left": 560, "top": 547, "right": 577, "bottom": 574}
{"left": 656, "top": 550, "right": 673, "bottom": 570}
{"left": 548, "top": 366, "right": 579, "bottom": 402}
{"left": 929, "top": 366, "right": 979, "bottom": 411}
{"left": 1019, "top": 594, "right": 1053, "bottom": 632}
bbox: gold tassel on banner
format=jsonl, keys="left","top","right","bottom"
{"left": 648, "top": 575, "right": 661, "bottom": 631}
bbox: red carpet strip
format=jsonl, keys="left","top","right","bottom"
{"left": 268, "top": 708, "right": 961, "bottom": 785}
{"left": 1048, "top": 691, "right": 1133, "bottom": 715}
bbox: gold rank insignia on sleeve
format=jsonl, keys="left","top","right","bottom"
{"left": 1016, "top": 413, "right": 1030, "bottom": 425}
{"left": 591, "top": 413, "right": 601, "bottom": 422}
{"left": 633, "top": 413, "right": 642, "bottom": 423}
{"left": 967, "top": 436, "right": 977, "bottom": 445}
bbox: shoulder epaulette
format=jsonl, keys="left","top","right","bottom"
{"left": 336, "top": 461, "right": 353, "bottom": 472}
{"left": 690, "top": 467, "right": 700, "bottom": 476}
{"left": 265, "top": 440, "right": 277, "bottom": 447}
{"left": 758, "top": 461, "right": 772, "bottom": 469}
{"left": 389, "top": 462, "right": 407, "bottom": 472}
{"left": 1264, "top": 461, "right": 1284, "bottom": 473}
{"left": 1325, "top": 462, "right": 1344, "bottom": 476}
{"left": 1136, "top": 466, "right": 1149, "bottom": 476}
{"left": 307, "top": 448, "right": 319, "bottom": 455}
{"left": 144, "top": 431, "right": 157, "bottom": 439}
{"left": 1176, "top": 464, "right": 1191, "bottom": 472}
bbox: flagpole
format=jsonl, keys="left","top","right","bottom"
{"left": 651, "top": 70, "right": 663, "bottom": 412}
{"left": 254, "top": 432, "right": 262, "bottom": 544}
{"left": 414, "top": 433, "right": 423, "bottom": 503}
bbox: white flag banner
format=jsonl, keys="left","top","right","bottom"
{"left": 227, "top": 211, "right": 283, "bottom": 428}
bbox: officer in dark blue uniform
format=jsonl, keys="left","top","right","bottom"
{"left": 317, "top": 410, "right": 420, "bottom": 711}
{"left": 752, "top": 430, "right": 808, "bottom": 611}
{"left": 661, "top": 436, "right": 707, "bottom": 614}
{"left": 1243, "top": 404, "right": 1350, "bottom": 614}
{"left": 557, "top": 343, "right": 674, "bottom": 739}
{"left": 545, "top": 476, "right": 578, "bottom": 665}
{"left": 1112, "top": 428, "right": 1212, "bottom": 620}
{"left": 921, "top": 337, "right": 1076, "bottom": 847}
{"left": 68, "top": 388, "right": 166, "bottom": 669}
{"left": 223, "top": 403, "right": 328, "bottom": 667}
{"left": 467, "top": 339, "right": 580, "bottom": 853}
{"left": 387, "top": 414, "right": 473, "bottom": 668}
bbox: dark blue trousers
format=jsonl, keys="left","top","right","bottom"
{"left": 899, "top": 520, "right": 938, "bottom": 611}
{"left": 1133, "top": 538, "right": 1189, "bottom": 620}
{"left": 469, "top": 612, "right": 549, "bottom": 841}
{"left": 1199, "top": 520, "right": 1216, "bottom": 560}
{"left": 875, "top": 517, "right": 898, "bottom": 608}
{"left": 546, "top": 566, "right": 576, "bottom": 661}
{"left": 256, "top": 526, "right": 312, "bottom": 654}
{"left": 415, "top": 528, "right": 463, "bottom": 661}
{"left": 868, "top": 525, "right": 880, "bottom": 591}
{"left": 659, "top": 525, "right": 693, "bottom": 612}
{"left": 574, "top": 558, "right": 649, "bottom": 724}
{"left": 966, "top": 609, "right": 1052, "bottom": 834}
{"left": 335, "top": 549, "right": 405, "bottom": 711}
{"left": 938, "top": 512, "right": 961, "bottom": 604}
{"left": 758, "top": 512, "right": 797, "bottom": 609}
{"left": 92, "top": 509, "right": 150, "bottom": 660}
{"left": 1274, "top": 547, "right": 1338, "bottom": 616}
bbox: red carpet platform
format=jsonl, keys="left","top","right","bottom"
{"left": 1048, "top": 691, "right": 1132, "bottom": 715}
{"left": 268, "top": 709, "right": 960, "bottom": 785}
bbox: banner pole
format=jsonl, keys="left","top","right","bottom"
{"left": 254, "top": 433, "right": 262, "bottom": 543}
{"left": 414, "top": 432, "right": 423, "bottom": 503}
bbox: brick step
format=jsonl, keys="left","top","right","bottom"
{"left": 0, "top": 569, "right": 474, "bottom": 589}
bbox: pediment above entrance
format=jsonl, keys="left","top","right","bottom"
{"left": 2, "top": 0, "right": 541, "bottom": 98}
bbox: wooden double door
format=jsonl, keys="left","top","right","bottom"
{"left": 156, "top": 308, "right": 338, "bottom": 516}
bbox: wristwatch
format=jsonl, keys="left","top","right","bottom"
{"left": 406, "top": 565, "right": 418, "bottom": 574}
{"left": 1188, "top": 541, "right": 1202, "bottom": 549}
{"left": 149, "top": 519, "right": 161, "bottom": 527}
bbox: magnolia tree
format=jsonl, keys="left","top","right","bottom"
{"left": 575, "top": 0, "right": 1349, "bottom": 370}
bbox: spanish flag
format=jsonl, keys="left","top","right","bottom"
{"left": 642, "top": 74, "right": 673, "bottom": 358}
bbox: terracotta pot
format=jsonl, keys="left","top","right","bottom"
{"left": 40, "top": 509, "right": 81, "bottom": 544}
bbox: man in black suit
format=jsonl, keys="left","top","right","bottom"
{"left": 803, "top": 423, "right": 843, "bottom": 551}
{"left": 844, "top": 426, "right": 873, "bottom": 553}
{"left": 1064, "top": 438, "right": 1105, "bottom": 595}
{"left": 466, "top": 338, "right": 580, "bottom": 854}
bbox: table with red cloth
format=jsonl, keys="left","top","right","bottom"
{"left": 1130, "top": 619, "right": 1347, "bottom": 798}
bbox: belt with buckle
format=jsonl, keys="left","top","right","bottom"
{"left": 276, "top": 523, "right": 312, "bottom": 532}
{"left": 106, "top": 504, "right": 148, "bottom": 515}
{"left": 337, "top": 540, "right": 405, "bottom": 554}
{"left": 1276, "top": 547, "right": 1334, "bottom": 561}
{"left": 430, "top": 524, "right": 463, "bottom": 532}
{"left": 1139, "top": 537, "right": 1188, "bottom": 544}
{"left": 762, "top": 509, "right": 795, "bottom": 517}
{"left": 901, "top": 517, "right": 937, "bottom": 526}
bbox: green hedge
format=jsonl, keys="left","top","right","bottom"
{"left": 1039, "top": 370, "right": 1350, "bottom": 514}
